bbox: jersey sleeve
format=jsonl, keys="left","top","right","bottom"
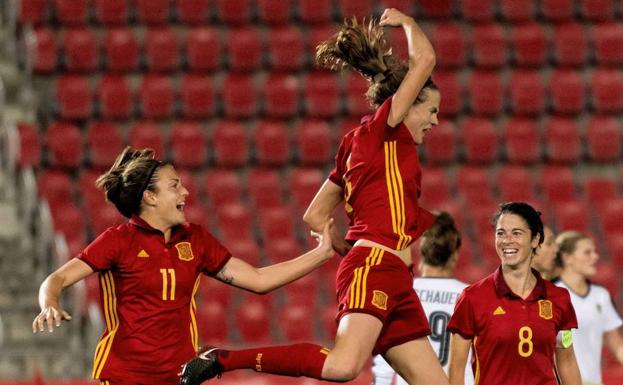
{"left": 447, "top": 289, "right": 477, "bottom": 339}
{"left": 601, "top": 288, "right": 623, "bottom": 331}
{"left": 198, "top": 227, "right": 232, "bottom": 276}
{"left": 556, "top": 289, "right": 578, "bottom": 331}
{"left": 328, "top": 132, "right": 351, "bottom": 188}
{"left": 78, "top": 228, "right": 123, "bottom": 271}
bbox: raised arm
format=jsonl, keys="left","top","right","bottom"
{"left": 555, "top": 345, "right": 581, "bottom": 385}
{"left": 379, "top": 8, "right": 436, "bottom": 128}
{"left": 448, "top": 333, "right": 471, "bottom": 385}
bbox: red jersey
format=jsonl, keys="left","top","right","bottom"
{"left": 447, "top": 267, "right": 577, "bottom": 385}
{"left": 328, "top": 97, "right": 435, "bottom": 250}
{"left": 78, "top": 216, "right": 231, "bottom": 385}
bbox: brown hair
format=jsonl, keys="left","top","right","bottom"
{"left": 555, "top": 231, "right": 587, "bottom": 267}
{"left": 420, "top": 212, "right": 461, "bottom": 267}
{"left": 95, "top": 146, "right": 166, "bottom": 218}
{"left": 315, "top": 18, "right": 437, "bottom": 108}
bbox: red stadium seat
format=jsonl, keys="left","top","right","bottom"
{"left": 508, "top": 70, "right": 545, "bottom": 116}
{"left": 19, "top": 0, "right": 47, "bottom": 25}
{"left": 265, "top": 237, "right": 301, "bottom": 264}
{"left": 283, "top": 272, "right": 319, "bottom": 305}
{"left": 258, "top": 206, "right": 295, "bottom": 241}
{"left": 227, "top": 238, "right": 261, "bottom": 266}
{"left": 50, "top": 201, "right": 86, "bottom": 255}
{"left": 510, "top": 23, "right": 548, "bottom": 67}
{"left": 388, "top": 28, "right": 409, "bottom": 61}
{"left": 198, "top": 276, "right": 234, "bottom": 307}
{"left": 541, "top": 0, "right": 574, "bottom": 21}
{"left": 203, "top": 169, "right": 243, "bottom": 207}
{"left": 180, "top": 74, "right": 215, "bottom": 119}
{"left": 430, "top": 23, "right": 467, "bottom": 69}
{"left": 472, "top": 23, "right": 508, "bottom": 68}
{"left": 606, "top": 232, "right": 623, "bottom": 268}
{"left": 295, "top": 119, "right": 332, "bottom": 166}
{"left": 46, "top": 122, "right": 83, "bottom": 168}
{"left": 307, "top": 25, "right": 338, "bottom": 56}
{"left": 584, "top": 175, "right": 618, "bottom": 203}
{"left": 136, "top": 0, "right": 170, "bottom": 25}
{"left": 418, "top": 0, "right": 453, "bottom": 18}
{"left": 235, "top": 299, "right": 271, "bottom": 343}
{"left": 336, "top": 0, "right": 374, "bottom": 19}
{"left": 304, "top": 72, "right": 340, "bottom": 118}
{"left": 267, "top": 26, "right": 305, "bottom": 71}
{"left": 247, "top": 169, "right": 283, "bottom": 210}
{"left": 379, "top": 0, "right": 414, "bottom": 14}
{"left": 596, "top": 198, "right": 623, "bottom": 234}
{"left": 86, "top": 122, "right": 124, "bottom": 169}
{"left": 280, "top": 304, "right": 315, "bottom": 341}
{"left": 288, "top": 167, "right": 324, "bottom": 211}
{"left": 456, "top": 166, "right": 494, "bottom": 205}
{"left": 55, "top": 0, "right": 88, "bottom": 26}
{"left": 544, "top": 117, "right": 582, "bottom": 164}
{"left": 215, "top": 0, "right": 252, "bottom": 24}
{"left": 170, "top": 121, "right": 207, "bottom": 168}
{"left": 98, "top": 75, "right": 133, "bottom": 120}
{"left": 176, "top": 169, "right": 200, "bottom": 207}
{"left": 145, "top": 27, "right": 179, "bottom": 72}
{"left": 176, "top": 0, "right": 210, "bottom": 25}
{"left": 299, "top": 0, "right": 332, "bottom": 24}
{"left": 253, "top": 119, "right": 290, "bottom": 167}
{"left": 460, "top": 0, "right": 494, "bottom": 21}
{"left": 593, "top": 22, "right": 623, "bottom": 66}
{"left": 63, "top": 28, "right": 99, "bottom": 72}
{"left": 257, "top": 0, "right": 292, "bottom": 24}
{"left": 217, "top": 202, "right": 254, "bottom": 242}
{"left": 420, "top": 120, "right": 457, "bottom": 164}
{"left": 139, "top": 75, "right": 175, "bottom": 119}
{"left": 186, "top": 28, "right": 222, "bottom": 72}
{"left": 33, "top": 28, "right": 57, "bottom": 73}
{"left": 538, "top": 166, "right": 577, "bottom": 204}
{"left": 38, "top": 169, "right": 74, "bottom": 206}
{"left": 17, "top": 122, "right": 41, "bottom": 168}
{"left": 503, "top": 118, "right": 541, "bottom": 164}
{"left": 196, "top": 300, "right": 228, "bottom": 345}
{"left": 128, "top": 121, "right": 165, "bottom": 158}
{"left": 262, "top": 74, "right": 300, "bottom": 118}
{"left": 461, "top": 118, "right": 499, "bottom": 164}
{"left": 549, "top": 70, "right": 586, "bottom": 115}
{"left": 222, "top": 74, "right": 257, "bottom": 119}
{"left": 321, "top": 303, "right": 338, "bottom": 340}
{"left": 586, "top": 116, "right": 622, "bottom": 162}
{"left": 56, "top": 75, "right": 93, "bottom": 120}
{"left": 104, "top": 28, "right": 139, "bottom": 72}
{"left": 553, "top": 201, "right": 590, "bottom": 233}
{"left": 500, "top": 0, "right": 536, "bottom": 22}
{"left": 227, "top": 27, "right": 263, "bottom": 72}
{"left": 344, "top": 74, "right": 370, "bottom": 116}
{"left": 88, "top": 200, "right": 125, "bottom": 235}
{"left": 468, "top": 71, "right": 503, "bottom": 116}
{"left": 79, "top": 169, "right": 103, "bottom": 208}
{"left": 497, "top": 165, "right": 536, "bottom": 202}
{"left": 94, "top": 0, "right": 129, "bottom": 25}
{"left": 212, "top": 120, "right": 249, "bottom": 167}
{"left": 552, "top": 23, "right": 588, "bottom": 67}
{"left": 580, "top": 0, "right": 616, "bottom": 21}
{"left": 434, "top": 71, "right": 463, "bottom": 117}
{"left": 591, "top": 69, "right": 623, "bottom": 113}
{"left": 419, "top": 167, "right": 451, "bottom": 207}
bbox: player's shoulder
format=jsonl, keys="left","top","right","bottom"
{"left": 588, "top": 282, "right": 614, "bottom": 298}
{"left": 461, "top": 273, "right": 495, "bottom": 297}
{"left": 544, "top": 279, "right": 574, "bottom": 301}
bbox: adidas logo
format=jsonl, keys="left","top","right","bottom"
{"left": 137, "top": 249, "right": 150, "bottom": 258}
{"left": 493, "top": 306, "right": 506, "bottom": 315}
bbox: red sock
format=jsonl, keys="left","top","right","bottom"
{"left": 217, "top": 343, "right": 329, "bottom": 379}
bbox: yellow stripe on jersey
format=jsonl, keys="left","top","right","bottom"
{"left": 348, "top": 248, "right": 384, "bottom": 309}
{"left": 190, "top": 276, "right": 201, "bottom": 352}
{"left": 93, "top": 271, "right": 119, "bottom": 379}
{"left": 384, "top": 142, "right": 411, "bottom": 250}
{"left": 473, "top": 336, "right": 480, "bottom": 385}
{"left": 390, "top": 142, "right": 412, "bottom": 249}
{"left": 384, "top": 142, "right": 399, "bottom": 236}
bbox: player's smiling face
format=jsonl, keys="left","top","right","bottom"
{"left": 495, "top": 213, "right": 540, "bottom": 268}
{"left": 403, "top": 89, "right": 440, "bottom": 145}
{"left": 566, "top": 237, "right": 599, "bottom": 277}
{"left": 150, "top": 165, "right": 189, "bottom": 227}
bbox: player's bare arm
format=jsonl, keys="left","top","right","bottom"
{"left": 448, "top": 333, "right": 471, "bottom": 385}
{"left": 555, "top": 345, "right": 581, "bottom": 385}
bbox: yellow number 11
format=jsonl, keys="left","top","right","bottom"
{"left": 160, "top": 268, "right": 176, "bottom": 301}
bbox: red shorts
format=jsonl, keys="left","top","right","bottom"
{"left": 335, "top": 246, "right": 431, "bottom": 356}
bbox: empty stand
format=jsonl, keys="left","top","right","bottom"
{"left": 503, "top": 118, "right": 541, "bottom": 164}
{"left": 176, "top": 0, "right": 210, "bottom": 25}
{"left": 265, "top": 237, "right": 301, "bottom": 263}
{"left": 459, "top": 0, "right": 495, "bottom": 22}
{"left": 63, "top": 28, "right": 99, "bottom": 72}
{"left": 580, "top": 0, "right": 616, "bottom": 21}
{"left": 86, "top": 121, "right": 123, "bottom": 169}
{"left": 420, "top": 120, "right": 457, "bottom": 164}
{"left": 215, "top": 0, "right": 252, "bottom": 25}
{"left": 472, "top": 23, "right": 508, "bottom": 68}
{"left": 419, "top": 0, "right": 454, "bottom": 18}
{"left": 497, "top": 165, "right": 536, "bottom": 202}
{"left": 253, "top": 119, "right": 290, "bottom": 167}
{"left": 549, "top": 70, "right": 586, "bottom": 115}
{"left": 45, "top": 121, "right": 83, "bottom": 168}
{"left": 336, "top": 0, "right": 374, "bottom": 19}
{"left": 468, "top": 71, "right": 503, "bottom": 115}
{"left": 138, "top": 74, "right": 175, "bottom": 119}
{"left": 586, "top": 116, "right": 622, "bottom": 162}
{"left": 419, "top": 167, "right": 451, "bottom": 207}
{"left": 461, "top": 117, "right": 499, "bottom": 164}
{"left": 304, "top": 72, "right": 341, "bottom": 118}
{"left": 298, "top": 0, "right": 332, "bottom": 24}
{"left": 584, "top": 175, "right": 618, "bottom": 203}
{"left": 295, "top": 119, "right": 332, "bottom": 166}
{"left": 216, "top": 202, "right": 254, "bottom": 242}
{"left": 267, "top": 26, "right": 305, "bottom": 71}
{"left": 56, "top": 75, "right": 93, "bottom": 120}
{"left": 136, "top": 0, "right": 170, "bottom": 25}
{"left": 145, "top": 27, "right": 179, "bottom": 72}
{"left": 247, "top": 168, "right": 284, "bottom": 210}
{"left": 591, "top": 69, "right": 623, "bottom": 113}
{"left": 235, "top": 299, "right": 271, "bottom": 343}
{"left": 262, "top": 74, "right": 300, "bottom": 118}
{"left": 186, "top": 27, "right": 222, "bottom": 72}
{"left": 539, "top": 166, "right": 577, "bottom": 204}
{"left": 180, "top": 74, "right": 215, "bottom": 119}
{"left": 288, "top": 167, "right": 324, "bottom": 211}
{"left": 257, "top": 0, "right": 292, "bottom": 25}
{"left": 430, "top": 23, "right": 467, "bottom": 69}
{"left": 37, "top": 169, "right": 74, "bottom": 207}
{"left": 593, "top": 22, "right": 623, "bottom": 66}
{"left": 541, "top": 0, "right": 575, "bottom": 21}
{"left": 552, "top": 201, "right": 590, "bottom": 233}
{"left": 544, "top": 118, "right": 582, "bottom": 164}
{"left": 500, "top": 0, "right": 536, "bottom": 22}
{"left": 508, "top": 70, "right": 545, "bottom": 116}
{"left": 19, "top": 0, "right": 47, "bottom": 25}
{"left": 456, "top": 166, "right": 494, "bottom": 205}
{"left": 203, "top": 169, "right": 244, "bottom": 207}
{"left": 258, "top": 206, "right": 296, "bottom": 241}
{"left": 279, "top": 304, "right": 315, "bottom": 342}
{"left": 211, "top": 120, "right": 249, "bottom": 167}
{"left": 222, "top": 73, "right": 258, "bottom": 119}
{"left": 345, "top": 73, "right": 370, "bottom": 116}
{"left": 170, "top": 121, "right": 207, "bottom": 168}
{"left": 552, "top": 23, "right": 588, "bottom": 67}
{"left": 94, "top": 0, "right": 129, "bottom": 25}
{"left": 196, "top": 300, "right": 228, "bottom": 345}
{"left": 433, "top": 71, "right": 463, "bottom": 117}
{"left": 104, "top": 28, "right": 139, "bottom": 73}
{"left": 33, "top": 27, "right": 57, "bottom": 73}
{"left": 98, "top": 75, "right": 133, "bottom": 120}
{"left": 128, "top": 121, "right": 165, "bottom": 158}
{"left": 55, "top": 0, "right": 88, "bottom": 26}
{"left": 17, "top": 122, "right": 41, "bottom": 168}
{"left": 226, "top": 27, "right": 263, "bottom": 72}
{"left": 510, "top": 22, "right": 548, "bottom": 67}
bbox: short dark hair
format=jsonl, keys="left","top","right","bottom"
{"left": 493, "top": 202, "right": 544, "bottom": 251}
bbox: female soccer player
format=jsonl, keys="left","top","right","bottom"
{"left": 531, "top": 226, "right": 558, "bottom": 280}
{"left": 447, "top": 202, "right": 581, "bottom": 385}
{"left": 180, "top": 8, "right": 449, "bottom": 385}
{"left": 32, "top": 147, "right": 335, "bottom": 385}
{"left": 554, "top": 231, "right": 623, "bottom": 385}
{"left": 372, "top": 212, "right": 473, "bottom": 385}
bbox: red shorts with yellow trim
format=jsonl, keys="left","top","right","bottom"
{"left": 335, "top": 246, "right": 431, "bottom": 356}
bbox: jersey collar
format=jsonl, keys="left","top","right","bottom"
{"left": 129, "top": 214, "right": 189, "bottom": 240}
{"left": 493, "top": 266, "right": 547, "bottom": 301}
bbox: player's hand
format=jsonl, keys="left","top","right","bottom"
{"left": 311, "top": 219, "right": 351, "bottom": 257}
{"left": 379, "top": 8, "right": 414, "bottom": 27}
{"left": 33, "top": 304, "right": 72, "bottom": 333}
{"left": 311, "top": 219, "right": 336, "bottom": 260}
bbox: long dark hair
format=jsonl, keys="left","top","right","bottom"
{"left": 420, "top": 212, "right": 461, "bottom": 267}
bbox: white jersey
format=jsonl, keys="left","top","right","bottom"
{"left": 372, "top": 277, "right": 473, "bottom": 385}
{"left": 554, "top": 279, "right": 623, "bottom": 384}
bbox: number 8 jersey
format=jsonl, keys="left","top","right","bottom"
{"left": 447, "top": 267, "right": 577, "bottom": 385}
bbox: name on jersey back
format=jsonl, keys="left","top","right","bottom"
{"left": 416, "top": 289, "right": 460, "bottom": 305}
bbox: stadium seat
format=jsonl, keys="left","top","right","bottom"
{"left": 265, "top": 237, "right": 301, "bottom": 264}
{"left": 176, "top": 169, "right": 200, "bottom": 207}
{"left": 267, "top": 26, "right": 305, "bottom": 71}
{"left": 307, "top": 25, "right": 338, "bottom": 60}
{"left": 196, "top": 300, "right": 228, "bottom": 345}
{"left": 215, "top": 0, "right": 252, "bottom": 24}
{"left": 606, "top": 232, "right": 623, "bottom": 268}
{"left": 580, "top": 0, "right": 616, "bottom": 21}
{"left": 418, "top": 0, "right": 453, "bottom": 18}
{"left": 552, "top": 23, "right": 588, "bottom": 67}
{"left": 235, "top": 299, "right": 271, "bottom": 343}
{"left": 221, "top": 74, "right": 257, "bottom": 119}
{"left": 56, "top": 75, "right": 93, "bottom": 120}
{"left": 544, "top": 117, "right": 582, "bottom": 164}
{"left": 596, "top": 198, "right": 623, "bottom": 235}
{"left": 247, "top": 169, "right": 284, "bottom": 210}
{"left": 203, "top": 169, "right": 243, "bottom": 207}
{"left": 179, "top": 74, "right": 215, "bottom": 119}
{"left": 503, "top": 118, "right": 541, "bottom": 164}
{"left": 186, "top": 27, "right": 222, "bottom": 72}
{"left": 345, "top": 73, "right": 370, "bottom": 116}
{"left": 295, "top": 119, "right": 332, "bottom": 166}
{"left": 257, "top": 0, "right": 292, "bottom": 24}
{"left": 50, "top": 201, "right": 86, "bottom": 255}
{"left": 593, "top": 22, "right": 623, "bottom": 66}
{"left": 103, "top": 28, "right": 139, "bottom": 73}
{"left": 262, "top": 73, "right": 300, "bottom": 118}
{"left": 586, "top": 116, "right": 622, "bottom": 162}
{"left": 321, "top": 303, "right": 338, "bottom": 340}
{"left": 279, "top": 304, "right": 315, "bottom": 341}
{"left": 430, "top": 23, "right": 467, "bottom": 69}
{"left": 304, "top": 72, "right": 341, "bottom": 118}
{"left": 282, "top": 272, "right": 319, "bottom": 305}
{"left": 419, "top": 167, "right": 451, "bottom": 207}
{"left": 55, "top": 0, "right": 88, "bottom": 26}
{"left": 94, "top": 0, "right": 129, "bottom": 25}
{"left": 33, "top": 28, "right": 57, "bottom": 73}
{"left": 541, "top": 0, "right": 574, "bottom": 21}
{"left": 461, "top": 118, "right": 499, "bottom": 164}
{"left": 497, "top": 165, "right": 536, "bottom": 202}
{"left": 86, "top": 122, "right": 124, "bottom": 169}
{"left": 212, "top": 120, "right": 249, "bottom": 167}
{"left": 472, "top": 23, "right": 507, "bottom": 68}
{"left": 176, "top": 0, "right": 210, "bottom": 25}
{"left": 433, "top": 71, "right": 463, "bottom": 117}
{"left": 145, "top": 27, "right": 179, "bottom": 72}
{"left": 456, "top": 166, "right": 494, "bottom": 205}
{"left": 17, "top": 122, "right": 41, "bottom": 168}
{"left": 591, "top": 69, "right": 623, "bottom": 113}
{"left": 227, "top": 27, "right": 263, "bottom": 72}
{"left": 253, "top": 119, "right": 290, "bottom": 167}
{"left": 549, "top": 70, "right": 586, "bottom": 115}
{"left": 87, "top": 199, "right": 125, "bottom": 234}
{"left": 258, "top": 206, "right": 296, "bottom": 241}
{"left": 170, "top": 121, "right": 207, "bottom": 168}
{"left": 387, "top": 28, "right": 409, "bottom": 61}
{"left": 79, "top": 169, "right": 102, "bottom": 207}
{"left": 45, "top": 122, "right": 83, "bottom": 169}
{"left": 98, "top": 75, "right": 133, "bottom": 120}
{"left": 459, "top": 0, "right": 494, "bottom": 21}
{"left": 538, "top": 166, "right": 577, "bottom": 204}
{"left": 19, "top": 0, "right": 47, "bottom": 25}
{"left": 584, "top": 175, "right": 618, "bottom": 203}
{"left": 336, "top": 0, "right": 374, "bottom": 19}
{"left": 216, "top": 202, "right": 254, "bottom": 242}
{"left": 128, "top": 121, "right": 165, "bottom": 158}
{"left": 510, "top": 23, "right": 548, "bottom": 67}
{"left": 508, "top": 70, "right": 545, "bottom": 116}
{"left": 420, "top": 120, "right": 457, "bottom": 164}
{"left": 379, "top": 0, "right": 414, "bottom": 14}
{"left": 63, "top": 28, "right": 99, "bottom": 72}
{"left": 553, "top": 201, "right": 590, "bottom": 233}
{"left": 198, "top": 276, "right": 234, "bottom": 307}
{"left": 136, "top": 0, "right": 170, "bottom": 25}
{"left": 37, "top": 169, "right": 74, "bottom": 206}
{"left": 139, "top": 74, "right": 175, "bottom": 119}
{"left": 500, "top": 0, "right": 536, "bottom": 22}
{"left": 299, "top": 0, "right": 332, "bottom": 24}
{"left": 468, "top": 71, "right": 503, "bottom": 116}
{"left": 227, "top": 238, "right": 261, "bottom": 266}
{"left": 288, "top": 167, "right": 324, "bottom": 211}
{"left": 181, "top": 201, "right": 209, "bottom": 228}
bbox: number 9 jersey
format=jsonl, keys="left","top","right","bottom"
{"left": 447, "top": 267, "right": 577, "bottom": 385}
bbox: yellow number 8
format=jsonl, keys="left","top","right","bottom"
{"left": 518, "top": 326, "right": 533, "bottom": 357}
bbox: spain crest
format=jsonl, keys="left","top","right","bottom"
{"left": 175, "top": 242, "right": 194, "bottom": 261}
{"left": 538, "top": 299, "right": 553, "bottom": 320}
{"left": 371, "top": 290, "right": 388, "bottom": 310}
